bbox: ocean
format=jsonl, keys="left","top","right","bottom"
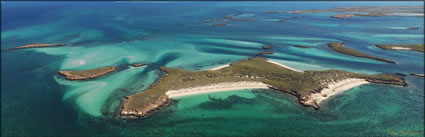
{"left": 1, "top": 1, "right": 424, "bottom": 136}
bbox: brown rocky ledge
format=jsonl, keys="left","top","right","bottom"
{"left": 59, "top": 66, "right": 116, "bottom": 80}
{"left": 121, "top": 95, "right": 169, "bottom": 118}
{"left": 8, "top": 43, "right": 65, "bottom": 50}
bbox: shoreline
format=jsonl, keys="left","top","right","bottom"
{"left": 166, "top": 81, "right": 270, "bottom": 98}
{"left": 266, "top": 60, "right": 303, "bottom": 72}
{"left": 209, "top": 64, "right": 230, "bottom": 70}
{"left": 303, "top": 78, "right": 369, "bottom": 108}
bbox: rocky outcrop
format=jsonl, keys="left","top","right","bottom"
{"left": 59, "top": 66, "right": 116, "bottom": 80}
{"left": 294, "top": 45, "right": 310, "bottom": 48}
{"left": 410, "top": 73, "right": 425, "bottom": 77}
{"left": 8, "top": 43, "right": 65, "bottom": 50}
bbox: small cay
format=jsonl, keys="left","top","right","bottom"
{"left": 8, "top": 43, "right": 65, "bottom": 50}
{"left": 59, "top": 66, "right": 116, "bottom": 80}
{"left": 328, "top": 42, "right": 396, "bottom": 63}
{"left": 375, "top": 44, "right": 424, "bottom": 53}
{"left": 120, "top": 57, "right": 406, "bottom": 118}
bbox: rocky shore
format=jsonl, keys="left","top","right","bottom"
{"left": 8, "top": 43, "right": 65, "bottom": 50}
{"left": 59, "top": 66, "right": 116, "bottom": 80}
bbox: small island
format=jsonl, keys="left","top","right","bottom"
{"left": 131, "top": 63, "right": 145, "bottom": 67}
{"left": 120, "top": 57, "right": 406, "bottom": 118}
{"left": 375, "top": 44, "right": 424, "bottom": 53}
{"left": 331, "top": 14, "right": 356, "bottom": 19}
{"left": 262, "top": 45, "right": 272, "bottom": 49}
{"left": 328, "top": 42, "right": 396, "bottom": 63}
{"left": 212, "top": 23, "right": 228, "bottom": 26}
{"left": 410, "top": 73, "right": 425, "bottom": 77}
{"left": 8, "top": 43, "right": 65, "bottom": 50}
{"left": 294, "top": 45, "right": 310, "bottom": 48}
{"left": 59, "top": 66, "right": 116, "bottom": 80}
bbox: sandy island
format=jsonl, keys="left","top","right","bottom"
{"left": 166, "top": 81, "right": 270, "bottom": 98}
{"left": 303, "top": 78, "right": 369, "bottom": 108}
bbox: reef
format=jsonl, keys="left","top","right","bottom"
{"left": 328, "top": 42, "right": 396, "bottom": 64}
{"left": 120, "top": 57, "right": 406, "bottom": 118}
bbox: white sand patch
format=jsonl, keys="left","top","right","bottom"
{"left": 305, "top": 78, "right": 369, "bottom": 106}
{"left": 266, "top": 60, "right": 303, "bottom": 72}
{"left": 209, "top": 64, "right": 230, "bottom": 70}
{"left": 79, "top": 60, "right": 86, "bottom": 65}
{"left": 391, "top": 47, "right": 411, "bottom": 50}
{"left": 166, "top": 81, "right": 270, "bottom": 98}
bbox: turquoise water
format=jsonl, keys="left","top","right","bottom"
{"left": 1, "top": 1, "right": 424, "bottom": 136}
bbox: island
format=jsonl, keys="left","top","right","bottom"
{"left": 262, "top": 45, "right": 272, "bottom": 49}
{"left": 59, "top": 66, "right": 116, "bottom": 80}
{"left": 131, "top": 63, "right": 145, "bottom": 67}
{"left": 267, "top": 6, "right": 424, "bottom": 19}
{"left": 375, "top": 44, "right": 424, "bottom": 53}
{"left": 212, "top": 23, "right": 228, "bottom": 26}
{"left": 120, "top": 57, "right": 406, "bottom": 118}
{"left": 8, "top": 43, "right": 65, "bottom": 50}
{"left": 259, "top": 51, "right": 274, "bottom": 55}
{"left": 294, "top": 45, "right": 310, "bottom": 48}
{"left": 328, "top": 42, "right": 396, "bottom": 64}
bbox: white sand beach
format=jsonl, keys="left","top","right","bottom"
{"left": 266, "top": 60, "right": 303, "bottom": 72}
{"left": 166, "top": 81, "right": 270, "bottom": 98}
{"left": 391, "top": 47, "right": 411, "bottom": 50}
{"left": 304, "top": 78, "right": 369, "bottom": 106}
{"left": 209, "top": 64, "right": 230, "bottom": 70}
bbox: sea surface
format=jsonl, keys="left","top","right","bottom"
{"left": 1, "top": 1, "right": 424, "bottom": 136}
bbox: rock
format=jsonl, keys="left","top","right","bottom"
{"left": 294, "top": 45, "right": 310, "bottom": 48}
{"left": 212, "top": 23, "right": 228, "bottom": 26}
{"left": 131, "top": 63, "right": 145, "bottom": 67}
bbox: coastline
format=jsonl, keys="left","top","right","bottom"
{"left": 266, "top": 60, "right": 303, "bottom": 72}
{"left": 303, "top": 78, "right": 369, "bottom": 108}
{"left": 166, "top": 81, "right": 270, "bottom": 98}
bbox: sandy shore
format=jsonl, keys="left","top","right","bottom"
{"left": 209, "top": 64, "right": 230, "bottom": 70}
{"left": 304, "top": 78, "right": 369, "bottom": 107}
{"left": 391, "top": 47, "right": 411, "bottom": 50}
{"left": 166, "top": 81, "right": 270, "bottom": 98}
{"left": 266, "top": 60, "right": 303, "bottom": 72}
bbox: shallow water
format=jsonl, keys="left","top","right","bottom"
{"left": 1, "top": 1, "right": 424, "bottom": 136}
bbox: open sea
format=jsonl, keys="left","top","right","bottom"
{"left": 1, "top": 1, "right": 424, "bottom": 136}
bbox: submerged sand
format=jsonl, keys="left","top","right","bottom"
{"left": 166, "top": 81, "right": 270, "bottom": 98}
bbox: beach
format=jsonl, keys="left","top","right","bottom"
{"left": 209, "top": 64, "right": 230, "bottom": 70}
{"left": 304, "top": 78, "right": 369, "bottom": 107}
{"left": 266, "top": 60, "right": 303, "bottom": 72}
{"left": 166, "top": 81, "right": 270, "bottom": 98}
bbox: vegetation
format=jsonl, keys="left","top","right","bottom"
{"left": 122, "top": 57, "right": 406, "bottom": 117}
{"left": 376, "top": 44, "right": 424, "bottom": 53}
{"left": 328, "top": 42, "right": 396, "bottom": 63}
{"left": 59, "top": 66, "right": 116, "bottom": 80}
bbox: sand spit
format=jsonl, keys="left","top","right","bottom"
{"left": 266, "top": 60, "right": 303, "bottom": 72}
{"left": 303, "top": 78, "right": 369, "bottom": 108}
{"left": 166, "top": 81, "right": 270, "bottom": 98}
